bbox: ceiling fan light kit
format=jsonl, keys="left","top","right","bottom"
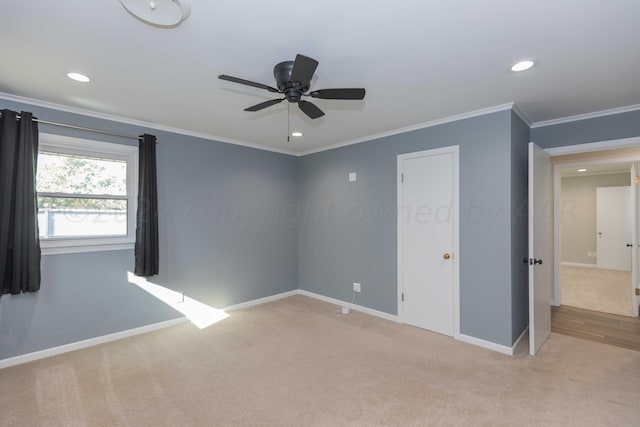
{"left": 219, "top": 54, "right": 366, "bottom": 121}
{"left": 118, "top": 0, "right": 191, "bottom": 27}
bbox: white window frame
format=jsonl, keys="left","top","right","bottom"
{"left": 38, "top": 133, "right": 138, "bottom": 255}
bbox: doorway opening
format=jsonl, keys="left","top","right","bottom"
{"left": 551, "top": 141, "right": 640, "bottom": 319}
{"left": 558, "top": 162, "right": 635, "bottom": 317}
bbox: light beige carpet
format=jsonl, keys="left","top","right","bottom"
{"left": 1, "top": 295, "right": 640, "bottom": 426}
{"left": 562, "top": 265, "right": 636, "bottom": 317}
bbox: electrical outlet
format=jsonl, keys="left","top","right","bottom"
{"left": 353, "top": 282, "right": 361, "bottom": 293}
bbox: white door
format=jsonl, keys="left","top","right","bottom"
{"left": 632, "top": 164, "right": 639, "bottom": 316}
{"left": 529, "top": 142, "right": 553, "bottom": 355}
{"left": 596, "top": 186, "right": 632, "bottom": 271}
{"left": 398, "top": 147, "right": 458, "bottom": 336}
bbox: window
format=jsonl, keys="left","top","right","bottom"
{"left": 36, "top": 133, "right": 138, "bottom": 254}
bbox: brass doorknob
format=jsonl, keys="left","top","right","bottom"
{"left": 443, "top": 253, "right": 451, "bottom": 260}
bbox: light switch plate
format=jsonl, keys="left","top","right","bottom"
{"left": 348, "top": 172, "right": 357, "bottom": 182}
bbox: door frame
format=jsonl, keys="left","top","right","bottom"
{"left": 548, "top": 136, "right": 640, "bottom": 307}
{"left": 632, "top": 163, "right": 640, "bottom": 317}
{"left": 397, "top": 145, "right": 460, "bottom": 338}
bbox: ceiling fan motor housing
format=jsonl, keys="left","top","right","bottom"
{"left": 274, "top": 61, "right": 305, "bottom": 102}
{"left": 219, "top": 53, "right": 364, "bottom": 120}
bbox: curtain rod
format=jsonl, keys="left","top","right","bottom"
{"left": 1, "top": 112, "right": 158, "bottom": 143}
{"left": 35, "top": 118, "right": 143, "bottom": 141}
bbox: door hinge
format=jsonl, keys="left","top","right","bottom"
{"left": 401, "top": 292, "right": 404, "bottom": 302}
{"left": 636, "top": 288, "right": 640, "bottom": 296}
{"left": 401, "top": 173, "right": 404, "bottom": 183}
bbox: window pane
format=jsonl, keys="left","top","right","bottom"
{"left": 38, "top": 197, "right": 127, "bottom": 238}
{"left": 37, "top": 152, "right": 127, "bottom": 196}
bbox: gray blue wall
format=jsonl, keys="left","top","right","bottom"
{"left": 0, "top": 98, "right": 298, "bottom": 359}
{"left": 510, "top": 112, "right": 530, "bottom": 342}
{"left": 298, "top": 110, "right": 527, "bottom": 347}
{"left": 531, "top": 109, "right": 640, "bottom": 148}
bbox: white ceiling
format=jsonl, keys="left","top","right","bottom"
{"left": 1, "top": 1, "right": 639, "bottom": 154}
{"left": 560, "top": 163, "right": 632, "bottom": 177}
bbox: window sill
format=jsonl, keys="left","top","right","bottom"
{"left": 41, "top": 242, "right": 134, "bottom": 255}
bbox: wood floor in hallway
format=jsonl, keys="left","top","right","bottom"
{"left": 551, "top": 305, "right": 640, "bottom": 352}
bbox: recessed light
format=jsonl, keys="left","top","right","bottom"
{"left": 67, "top": 72, "right": 91, "bottom": 83}
{"left": 578, "top": 168, "right": 587, "bottom": 172}
{"left": 509, "top": 59, "right": 537, "bottom": 72}
{"left": 291, "top": 132, "right": 303, "bottom": 137}
{"left": 119, "top": 0, "right": 191, "bottom": 26}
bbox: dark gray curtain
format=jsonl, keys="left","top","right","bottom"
{"left": 0, "top": 110, "right": 41, "bottom": 295}
{"left": 134, "top": 134, "right": 159, "bottom": 276}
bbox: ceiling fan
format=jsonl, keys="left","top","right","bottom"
{"left": 219, "top": 54, "right": 365, "bottom": 119}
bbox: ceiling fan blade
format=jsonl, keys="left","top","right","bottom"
{"left": 298, "top": 100, "right": 325, "bottom": 119}
{"left": 244, "top": 98, "right": 286, "bottom": 112}
{"left": 219, "top": 74, "right": 279, "bottom": 93}
{"left": 309, "top": 88, "right": 366, "bottom": 100}
{"left": 290, "top": 54, "right": 318, "bottom": 88}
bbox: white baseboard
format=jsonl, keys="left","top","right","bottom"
{"left": 2, "top": 287, "right": 525, "bottom": 368}
{"left": 223, "top": 290, "right": 298, "bottom": 312}
{"left": 512, "top": 326, "right": 529, "bottom": 355}
{"left": 561, "top": 262, "right": 596, "bottom": 268}
{"left": 0, "top": 289, "right": 299, "bottom": 370}
{"left": 0, "top": 317, "right": 188, "bottom": 370}
{"left": 297, "top": 289, "right": 399, "bottom": 323}
{"left": 456, "top": 332, "right": 521, "bottom": 356}
{"left": 299, "top": 290, "right": 527, "bottom": 356}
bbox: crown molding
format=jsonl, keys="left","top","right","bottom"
{"left": 5, "top": 91, "right": 639, "bottom": 157}
{"left": 299, "top": 103, "right": 516, "bottom": 156}
{"left": 0, "top": 92, "right": 298, "bottom": 156}
{"left": 1, "top": 93, "right": 520, "bottom": 157}
{"left": 531, "top": 104, "right": 640, "bottom": 128}
{"left": 511, "top": 103, "right": 532, "bottom": 126}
